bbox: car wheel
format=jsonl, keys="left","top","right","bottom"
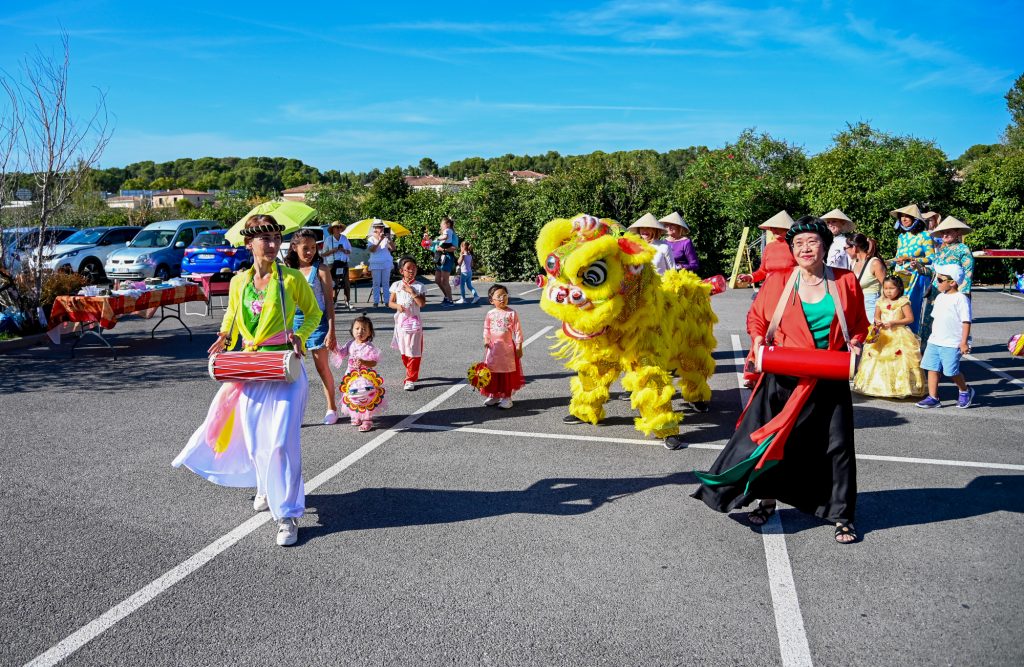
{"left": 155, "top": 265, "right": 171, "bottom": 281}
{"left": 79, "top": 258, "right": 104, "bottom": 284}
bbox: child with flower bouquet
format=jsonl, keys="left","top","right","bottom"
{"left": 332, "top": 315, "right": 385, "bottom": 432}
{"left": 853, "top": 275, "right": 926, "bottom": 398}
{"left": 471, "top": 284, "right": 524, "bottom": 409}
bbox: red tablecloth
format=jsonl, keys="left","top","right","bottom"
{"left": 49, "top": 284, "right": 207, "bottom": 331}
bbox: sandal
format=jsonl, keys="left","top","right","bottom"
{"left": 747, "top": 500, "right": 776, "bottom": 526}
{"left": 834, "top": 522, "right": 857, "bottom": 544}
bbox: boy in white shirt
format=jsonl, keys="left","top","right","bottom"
{"left": 916, "top": 263, "right": 974, "bottom": 409}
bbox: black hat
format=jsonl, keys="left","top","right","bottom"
{"left": 785, "top": 216, "right": 834, "bottom": 248}
{"left": 240, "top": 215, "right": 285, "bottom": 237}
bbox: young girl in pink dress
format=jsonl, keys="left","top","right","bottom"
{"left": 332, "top": 315, "right": 384, "bottom": 431}
{"left": 480, "top": 284, "right": 525, "bottom": 408}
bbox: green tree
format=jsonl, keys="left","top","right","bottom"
{"left": 418, "top": 157, "right": 438, "bottom": 175}
{"left": 362, "top": 167, "right": 410, "bottom": 221}
{"left": 1004, "top": 72, "right": 1024, "bottom": 147}
{"left": 669, "top": 130, "right": 806, "bottom": 276}
{"left": 802, "top": 123, "right": 951, "bottom": 257}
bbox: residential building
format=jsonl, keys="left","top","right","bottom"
{"left": 152, "top": 188, "right": 214, "bottom": 208}
{"left": 509, "top": 170, "right": 548, "bottom": 183}
{"left": 282, "top": 183, "right": 317, "bottom": 201}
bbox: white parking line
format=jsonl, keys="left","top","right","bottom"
{"left": 408, "top": 423, "right": 727, "bottom": 450}
{"left": 998, "top": 290, "right": 1024, "bottom": 301}
{"left": 730, "top": 334, "right": 814, "bottom": 667}
{"left": 518, "top": 286, "right": 541, "bottom": 297}
{"left": 25, "top": 329, "right": 551, "bottom": 667}
{"left": 965, "top": 354, "right": 1024, "bottom": 390}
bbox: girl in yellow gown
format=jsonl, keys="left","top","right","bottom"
{"left": 854, "top": 276, "right": 926, "bottom": 398}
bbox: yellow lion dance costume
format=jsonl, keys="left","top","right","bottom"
{"left": 536, "top": 214, "right": 717, "bottom": 442}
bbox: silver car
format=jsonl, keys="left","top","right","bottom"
{"left": 40, "top": 226, "right": 141, "bottom": 283}
{"left": 105, "top": 219, "right": 218, "bottom": 281}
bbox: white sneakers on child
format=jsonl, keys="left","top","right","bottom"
{"left": 484, "top": 396, "right": 500, "bottom": 406}
{"left": 454, "top": 298, "right": 465, "bottom": 304}
{"left": 253, "top": 494, "right": 269, "bottom": 512}
{"left": 276, "top": 518, "right": 298, "bottom": 546}
{"left": 498, "top": 398, "right": 513, "bottom": 409}
{"left": 323, "top": 410, "right": 338, "bottom": 425}
{"left": 404, "top": 381, "right": 415, "bottom": 391}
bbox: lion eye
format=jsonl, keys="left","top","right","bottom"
{"left": 580, "top": 260, "right": 607, "bottom": 287}
{"left": 545, "top": 253, "right": 561, "bottom": 276}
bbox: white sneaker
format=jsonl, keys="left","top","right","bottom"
{"left": 253, "top": 494, "right": 269, "bottom": 512}
{"left": 323, "top": 410, "right": 338, "bottom": 425}
{"left": 276, "top": 518, "right": 298, "bottom": 546}
{"left": 484, "top": 396, "right": 500, "bottom": 406}
{"left": 404, "top": 380, "right": 415, "bottom": 391}
{"left": 498, "top": 398, "right": 513, "bottom": 409}
{"left": 454, "top": 298, "right": 465, "bottom": 304}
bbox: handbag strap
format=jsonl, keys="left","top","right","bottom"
{"left": 766, "top": 267, "right": 851, "bottom": 348}
{"left": 765, "top": 268, "right": 799, "bottom": 345}
{"left": 825, "top": 266, "right": 851, "bottom": 348}
{"left": 275, "top": 261, "right": 292, "bottom": 339}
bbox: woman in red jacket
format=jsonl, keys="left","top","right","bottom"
{"left": 739, "top": 210, "right": 798, "bottom": 387}
{"left": 693, "top": 217, "right": 868, "bottom": 544}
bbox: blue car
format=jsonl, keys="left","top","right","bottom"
{"left": 181, "top": 230, "right": 252, "bottom": 276}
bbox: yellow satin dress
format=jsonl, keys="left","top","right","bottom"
{"left": 853, "top": 296, "right": 926, "bottom": 398}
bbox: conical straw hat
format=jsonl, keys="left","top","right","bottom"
{"left": 931, "top": 216, "right": 972, "bottom": 235}
{"left": 628, "top": 212, "right": 667, "bottom": 231}
{"left": 890, "top": 203, "right": 922, "bottom": 219}
{"left": 758, "top": 210, "right": 794, "bottom": 231}
{"left": 658, "top": 211, "right": 689, "bottom": 231}
{"left": 820, "top": 208, "right": 852, "bottom": 224}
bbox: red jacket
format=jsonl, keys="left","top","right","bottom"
{"left": 747, "top": 267, "right": 869, "bottom": 351}
{"left": 749, "top": 239, "right": 797, "bottom": 283}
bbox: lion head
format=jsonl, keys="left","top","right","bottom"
{"left": 535, "top": 214, "right": 654, "bottom": 340}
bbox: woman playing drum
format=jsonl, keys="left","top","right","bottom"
{"left": 692, "top": 217, "right": 868, "bottom": 544}
{"left": 173, "top": 215, "right": 322, "bottom": 547}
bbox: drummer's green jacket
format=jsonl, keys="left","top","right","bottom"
{"left": 220, "top": 262, "right": 322, "bottom": 351}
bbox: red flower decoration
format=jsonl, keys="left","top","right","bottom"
{"left": 895, "top": 349, "right": 903, "bottom": 356}
{"left": 886, "top": 304, "right": 892, "bottom": 310}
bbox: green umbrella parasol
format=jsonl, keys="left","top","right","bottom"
{"left": 225, "top": 200, "right": 318, "bottom": 246}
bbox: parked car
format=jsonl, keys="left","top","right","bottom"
{"left": 181, "top": 229, "right": 252, "bottom": 276}
{"left": 4, "top": 226, "right": 78, "bottom": 274}
{"left": 40, "top": 226, "right": 142, "bottom": 283}
{"left": 105, "top": 219, "right": 218, "bottom": 281}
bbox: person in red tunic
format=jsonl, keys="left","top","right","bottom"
{"left": 739, "top": 210, "right": 798, "bottom": 386}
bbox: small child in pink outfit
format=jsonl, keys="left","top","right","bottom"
{"left": 480, "top": 284, "right": 524, "bottom": 409}
{"left": 332, "top": 315, "right": 384, "bottom": 432}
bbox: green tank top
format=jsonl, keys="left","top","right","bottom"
{"left": 801, "top": 293, "right": 835, "bottom": 350}
{"left": 242, "top": 282, "right": 290, "bottom": 351}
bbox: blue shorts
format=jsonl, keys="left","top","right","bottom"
{"left": 920, "top": 342, "right": 961, "bottom": 377}
{"left": 294, "top": 310, "right": 330, "bottom": 351}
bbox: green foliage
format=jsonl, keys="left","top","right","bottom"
{"left": 362, "top": 167, "right": 410, "bottom": 221}
{"left": 670, "top": 130, "right": 806, "bottom": 276}
{"left": 174, "top": 198, "right": 195, "bottom": 214}
{"left": 802, "top": 123, "right": 952, "bottom": 257}
{"left": 1005, "top": 73, "right": 1024, "bottom": 147}
{"left": 306, "top": 183, "right": 361, "bottom": 227}
{"left": 950, "top": 149, "right": 1024, "bottom": 282}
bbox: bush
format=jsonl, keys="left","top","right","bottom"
{"left": 37, "top": 271, "right": 88, "bottom": 313}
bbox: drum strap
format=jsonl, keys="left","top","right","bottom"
{"left": 766, "top": 267, "right": 850, "bottom": 349}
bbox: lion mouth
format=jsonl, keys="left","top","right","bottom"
{"left": 562, "top": 322, "right": 607, "bottom": 340}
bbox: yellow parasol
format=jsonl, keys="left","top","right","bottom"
{"left": 342, "top": 218, "right": 411, "bottom": 239}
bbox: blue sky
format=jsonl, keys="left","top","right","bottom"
{"left": 1, "top": 1, "right": 1020, "bottom": 173}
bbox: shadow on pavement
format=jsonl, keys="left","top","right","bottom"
{"left": 302, "top": 471, "right": 695, "bottom": 542}
{"left": 770, "top": 474, "right": 1024, "bottom": 538}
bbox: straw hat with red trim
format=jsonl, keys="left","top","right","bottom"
{"left": 758, "top": 210, "right": 795, "bottom": 231}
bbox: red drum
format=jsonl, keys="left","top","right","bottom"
{"left": 755, "top": 345, "right": 856, "bottom": 381}
{"left": 208, "top": 351, "right": 301, "bottom": 383}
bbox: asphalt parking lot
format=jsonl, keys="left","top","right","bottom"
{"left": 1, "top": 282, "right": 1022, "bottom": 666}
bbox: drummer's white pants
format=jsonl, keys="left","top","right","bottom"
{"left": 173, "top": 367, "right": 308, "bottom": 520}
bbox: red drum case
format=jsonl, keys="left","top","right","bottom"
{"left": 209, "top": 351, "right": 301, "bottom": 383}
{"left": 755, "top": 345, "right": 856, "bottom": 381}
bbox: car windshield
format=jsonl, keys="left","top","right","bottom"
{"left": 192, "top": 232, "right": 226, "bottom": 248}
{"left": 17, "top": 230, "right": 71, "bottom": 248}
{"left": 130, "top": 229, "right": 176, "bottom": 248}
{"left": 63, "top": 228, "right": 107, "bottom": 245}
